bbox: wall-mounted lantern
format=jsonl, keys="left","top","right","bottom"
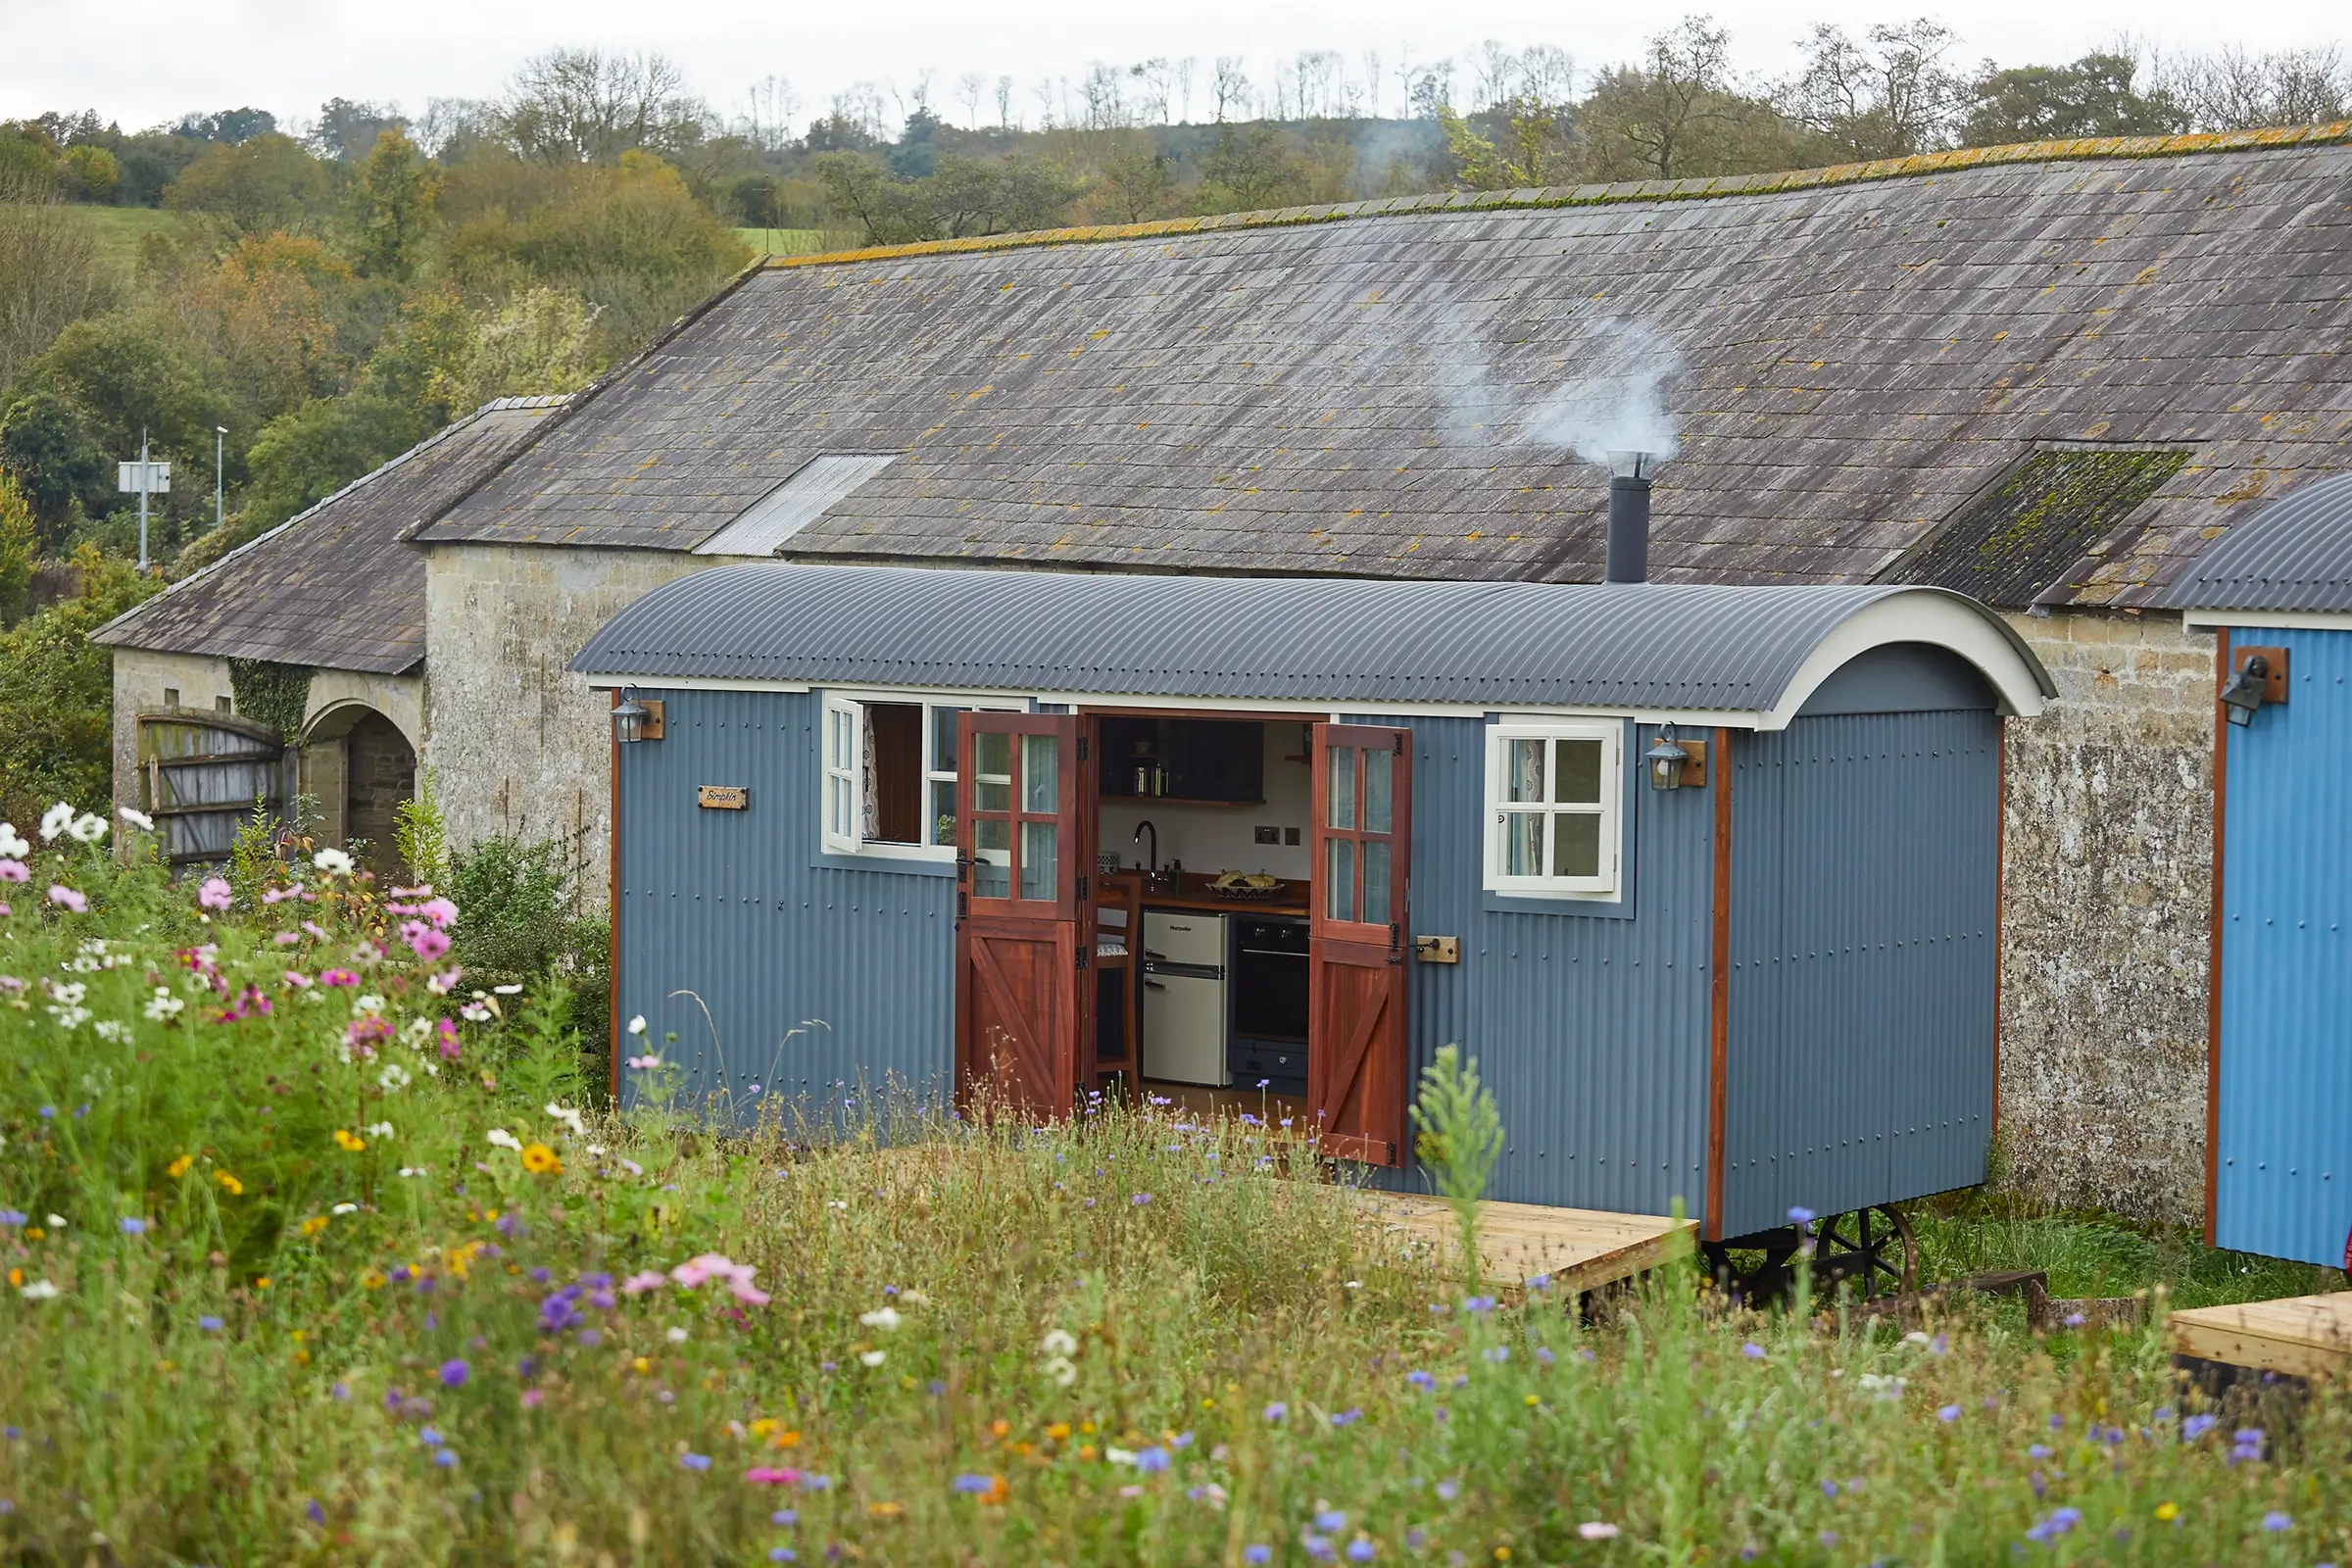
{"left": 1644, "top": 726, "right": 1708, "bottom": 791}
{"left": 2220, "top": 647, "right": 2287, "bottom": 728}
{"left": 612, "top": 687, "right": 663, "bottom": 744}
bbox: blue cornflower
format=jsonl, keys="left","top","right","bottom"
{"left": 1741, "top": 1342, "right": 1767, "bottom": 1359}
{"left": 1483, "top": 1347, "right": 1509, "bottom": 1363}
{"left": 1527, "top": 1274, "right": 1551, "bottom": 1291}
{"left": 198, "top": 1315, "right": 223, "bottom": 1333}
{"left": 419, "top": 1427, "right": 444, "bottom": 1446}
{"left": 1330, "top": 1408, "right": 1362, "bottom": 1426}
{"left": 1263, "top": 1401, "right": 1288, "bottom": 1421}
{"left": 769, "top": 1550, "right": 797, "bottom": 1564}
{"left": 1131, "top": 1193, "right": 1152, "bottom": 1205}
{"left": 1245, "top": 1548, "right": 1272, "bottom": 1565}
{"left": 1347, "top": 1541, "right": 1375, "bottom": 1562}
{"left": 771, "top": 1509, "right": 797, "bottom": 1526}
{"left": 2028, "top": 1444, "right": 2052, "bottom": 1459}
{"left": 1461, "top": 1295, "right": 1495, "bottom": 1313}
{"left": 1136, "top": 1446, "right": 1172, "bottom": 1474}
{"left": 2181, "top": 1412, "right": 2218, "bottom": 1440}
{"left": 1820, "top": 1479, "right": 1838, "bottom": 1498}
{"left": 953, "top": 1474, "right": 996, "bottom": 1494}
{"left": 1314, "top": 1510, "right": 1348, "bottom": 1532}
{"left": 681, "top": 1452, "right": 712, "bottom": 1471}
{"left": 1406, "top": 1369, "right": 1435, "bottom": 1390}
{"left": 1937, "top": 1403, "right": 1961, "bottom": 1422}
{"left": 1787, "top": 1205, "right": 1815, "bottom": 1224}
{"left": 1436, "top": 1480, "right": 1459, "bottom": 1501}
{"left": 119, "top": 1217, "right": 147, "bottom": 1235}
{"left": 2262, "top": 1512, "right": 2291, "bottom": 1533}
{"left": 438, "top": 1359, "right": 469, "bottom": 1388}
{"left": 0, "top": 1212, "right": 21, "bottom": 1227}
{"left": 432, "top": 1449, "right": 458, "bottom": 1469}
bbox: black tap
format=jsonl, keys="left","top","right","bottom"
{"left": 1132, "top": 819, "right": 1157, "bottom": 874}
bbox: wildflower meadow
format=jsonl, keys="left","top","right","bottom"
{"left": 0, "top": 803, "right": 2346, "bottom": 1564}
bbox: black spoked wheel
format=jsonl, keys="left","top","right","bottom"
{"left": 1810, "top": 1204, "right": 1918, "bottom": 1299}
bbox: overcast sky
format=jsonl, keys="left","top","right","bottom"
{"left": 4, "top": 0, "right": 2345, "bottom": 134}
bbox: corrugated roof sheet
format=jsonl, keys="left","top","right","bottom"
{"left": 92, "top": 397, "right": 567, "bottom": 673}
{"left": 569, "top": 563, "right": 2051, "bottom": 715}
{"left": 692, "top": 454, "right": 900, "bottom": 556}
{"left": 2159, "top": 474, "right": 2352, "bottom": 612}
{"left": 419, "top": 138, "right": 2352, "bottom": 609}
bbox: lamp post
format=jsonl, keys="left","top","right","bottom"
{"left": 215, "top": 426, "right": 226, "bottom": 530}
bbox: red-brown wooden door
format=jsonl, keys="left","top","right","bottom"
{"left": 1308, "top": 723, "right": 1411, "bottom": 1166}
{"left": 955, "top": 711, "right": 1085, "bottom": 1118}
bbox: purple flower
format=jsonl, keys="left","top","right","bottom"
{"left": 1937, "top": 1403, "right": 1961, "bottom": 1422}
{"left": 419, "top": 1427, "right": 444, "bottom": 1446}
{"left": 438, "top": 1359, "right": 469, "bottom": 1388}
{"left": 1741, "top": 1342, "right": 1766, "bottom": 1359}
{"left": 198, "top": 1315, "right": 223, "bottom": 1333}
{"left": 1135, "top": 1446, "right": 1172, "bottom": 1474}
{"left": 1788, "top": 1205, "right": 1815, "bottom": 1225}
{"left": 433, "top": 1449, "right": 459, "bottom": 1469}
{"left": 1347, "top": 1543, "right": 1375, "bottom": 1562}
{"left": 1463, "top": 1295, "right": 1496, "bottom": 1313}
{"left": 306, "top": 1498, "right": 324, "bottom": 1524}
{"left": 1131, "top": 1193, "right": 1152, "bottom": 1205}
{"left": 953, "top": 1474, "right": 996, "bottom": 1494}
{"left": 1245, "top": 1548, "right": 1273, "bottom": 1565}
{"left": 1817, "top": 1532, "right": 1838, "bottom": 1548}
{"left": 771, "top": 1508, "right": 798, "bottom": 1525}
{"left": 575, "top": 1329, "right": 603, "bottom": 1348}
{"left": 1821, "top": 1479, "right": 1838, "bottom": 1498}
{"left": 1314, "top": 1510, "right": 1348, "bottom": 1532}
{"left": 1263, "top": 1402, "right": 1287, "bottom": 1422}
{"left": 1436, "top": 1480, "right": 1458, "bottom": 1502}
{"left": 681, "top": 1452, "right": 712, "bottom": 1472}
{"left": 0, "top": 1211, "right": 22, "bottom": 1226}
{"left": 769, "top": 1551, "right": 796, "bottom": 1564}
{"left": 1406, "top": 1370, "right": 1435, "bottom": 1391}
{"left": 120, "top": 1217, "right": 147, "bottom": 1235}
{"left": 2028, "top": 1444, "right": 2052, "bottom": 1459}
{"left": 2181, "top": 1412, "right": 2218, "bottom": 1440}
{"left": 2262, "top": 1512, "right": 2291, "bottom": 1533}
{"left": 1483, "top": 1347, "right": 1509, "bottom": 1363}
{"left": 330, "top": 1382, "right": 350, "bottom": 1400}
{"left": 1330, "top": 1407, "right": 1362, "bottom": 1426}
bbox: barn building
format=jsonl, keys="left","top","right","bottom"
{"left": 100, "top": 126, "right": 2352, "bottom": 1226}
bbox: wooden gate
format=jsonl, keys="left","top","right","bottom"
{"left": 1308, "top": 723, "right": 1411, "bottom": 1165}
{"left": 955, "top": 711, "right": 1086, "bottom": 1117}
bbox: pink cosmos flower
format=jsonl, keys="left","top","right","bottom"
{"left": 0, "top": 859, "right": 27, "bottom": 884}
{"left": 419, "top": 897, "right": 459, "bottom": 929}
{"left": 262, "top": 883, "right": 306, "bottom": 906}
{"left": 626, "top": 1054, "right": 662, "bottom": 1071}
{"left": 409, "top": 927, "right": 452, "bottom": 962}
{"left": 727, "top": 1275, "right": 772, "bottom": 1306}
{"left": 345, "top": 1015, "right": 392, "bottom": 1060}
{"left": 619, "top": 1270, "right": 669, "bottom": 1295}
{"left": 302, "top": 922, "right": 329, "bottom": 941}
{"left": 46, "top": 885, "right": 86, "bottom": 913}
{"left": 196, "top": 877, "right": 231, "bottom": 911}
{"left": 273, "top": 932, "right": 300, "bottom": 946}
{"left": 668, "top": 1254, "right": 727, "bottom": 1289}
{"left": 318, "top": 969, "right": 360, "bottom": 988}
{"left": 435, "top": 1016, "right": 462, "bottom": 1060}
{"left": 519, "top": 1389, "right": 544, "bottom": 1409}
{"left": 283, "top": 970, "right": 314, "bottom": 988}
{"left": 426, "top": 968, "right": 463, "bottom": 995}
{"left": 0, "top": 905, "right": 11, "bottom": 917}
{"left": 745, "top": 1467, "right": 800, "bottom": 1486}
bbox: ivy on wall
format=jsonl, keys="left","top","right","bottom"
{"left": 226, "top": 659, "right": 314, "bottom": 740}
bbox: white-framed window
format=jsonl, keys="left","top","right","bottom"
{"left": 820, "top": 694, "right": 1020, "bottom": 859}
{"left": 1483, "top": 720, "right": 1623, "bottom": 898}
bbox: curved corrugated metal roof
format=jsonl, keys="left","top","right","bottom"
{"left": 571, "top": 564, "right": 2052, "bottom": 718}
{"left": 2162, "top": 475, "right": 2352, "bottom": 612}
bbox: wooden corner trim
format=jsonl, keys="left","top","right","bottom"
{"left": 2205, "top": 630, "right": 2230, "bottom": 1247}
{"left": 608, "top": 687, "right": 623, "bottom": 1100}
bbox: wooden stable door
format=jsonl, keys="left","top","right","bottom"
{"left": 955, "top": 711, "right": 1087, "bottom": 1118}
{"left": 1308, "top": 724, "right": 1410, "bottom": 1166}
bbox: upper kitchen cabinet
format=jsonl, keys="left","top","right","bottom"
{"left": 1099, "top": 716, "right": 1264, "bottom": 804}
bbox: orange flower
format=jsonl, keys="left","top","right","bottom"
{"left": 520, "top": 1143, "right": 563, "bottom": 1175}
{"left": 166, "top": 1153, "right": 194, "bottom": 1179}
{"left": 214, "top": 1170, "right": 244, "bottom": 1196}
{"left": 868, "top": 1501, "right": 905, "bottom": 1520}
{"left": 333, "top": 1129, "right": 366, "bottom": 1152}
{"left": 300, "top": 1216, "right": 329, "bottom": 1237}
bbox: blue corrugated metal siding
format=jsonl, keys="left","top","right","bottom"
{"left": 1352, "top": 715, "right": 1716, "bottom": 1217}
{"left": 2216, "top": 627, "right": 2352, "bottom": 1267}
{"left": 616, "top": 688, "right": 956, "bottom": 1121}
{"left": 1723, "top": 711, "right": 2000, "bottom": 1238}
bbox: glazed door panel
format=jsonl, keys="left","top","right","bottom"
{"left": 1307, "top": 723, "right": 1411, "bottom": 1166}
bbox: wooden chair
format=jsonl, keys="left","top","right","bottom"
{"left": 1092, "top": 871, "right": 1144, "bottom": 1081}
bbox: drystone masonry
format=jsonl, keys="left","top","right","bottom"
{"left": 420, "top": 544, "right": 722, "bottom": 906}
{"left": 1998, "top": 609, "right": 2217, "bottom": 1226}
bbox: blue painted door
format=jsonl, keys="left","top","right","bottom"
{"left": 2216, "top": 626, "right": 2352, "bottom": 1269}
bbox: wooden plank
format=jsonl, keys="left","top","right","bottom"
{"left": 2167, "top": 1292, "right": 2352, "bottom": 1382}
{"left": 1353, "top": 1190, "right": 1695, "bottom": 1295}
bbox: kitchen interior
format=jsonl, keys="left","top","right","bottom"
{"left": 1094, "top": 716, "right": 1315, "bottom": 1104}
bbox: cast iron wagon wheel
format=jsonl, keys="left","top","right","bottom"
{"left": 1808, "top": 1204, "right": 1918, "bottom": 1299}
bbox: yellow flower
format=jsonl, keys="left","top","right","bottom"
{"left": 632, "top": 1356, "right": 652, "bottom": 1374}
{"left": 5, "top": 1268, "right": 18, "bottom": 1289}
{"left": 360, "top": 1269, "right": 386, "bottom": 1290}
{"left": 520, "top": 1143, "right": 564, "bottom": 1175}
{"left": 254, "top": 1277, "right": 270, "bottom": 1291}
{"left": 167, "top": 1153, "right": 194, "bottom": 1179}
{"left": 750, "top": 1418, "right": 779, "bottom": 1438}
{"left": 2154, "top": 1502, "right": 2179, "bottom": 1522}
{"left": 333, "top": 1129, "right": 366, "bottom": 1152}
{"left": 1046, "top": 1422, "right": 1070, "bottom": 1442}
{"left": 300, "top": 1216, "right": 330, "bottom": 1237}
{"left": 1523, "top": 1395, "right": 1541, "bottom": 1407}
{"left": 214, "top": 1171, "right": 244, "bottom": 1196}
{"left": 868, "top": 1501, "right": 905, "bottom": 1520}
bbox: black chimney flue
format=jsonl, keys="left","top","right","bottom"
{"left": 1605, "top": 451, "right": 1654, "bottom": 583}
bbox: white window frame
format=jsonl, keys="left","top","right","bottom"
{"left": 1483, "top": 720, "right": 1623, "bottom": 900}
{"left": 819, "top": 692, "right": 1023, "bottom": 861}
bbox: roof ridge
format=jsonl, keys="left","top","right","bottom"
{"left": 763, "top": 122, "right": 2352, "bottom": 272}
{"left": 91, "top": 394, "right": 571, "bottom": 650}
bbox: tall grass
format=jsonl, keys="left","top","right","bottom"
{"left": 0, "top": 810, "right": 2346, "bottom": 1563}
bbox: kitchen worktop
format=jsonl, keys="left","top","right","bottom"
{"left": 1108, "top": 870, "right": 1308, "bottom": 917}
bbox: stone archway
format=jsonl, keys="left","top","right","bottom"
{"left": 301, "top": 702, "right": 417, "bottom": 879}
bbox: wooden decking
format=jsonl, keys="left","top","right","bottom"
{"left": 1352, "top": 1190, "right": 1695, "bottom": 1295}
{"left": 2167, "top": 1291, "right": 2352, "bottom": 1381}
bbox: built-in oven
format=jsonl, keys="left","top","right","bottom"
{"left": 1228, "top": 915, "right": 1308, "bottom": 1095}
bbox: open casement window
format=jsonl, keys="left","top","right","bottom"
{"left": 954, "top": 711, "right": 1087, "bottom": 1118}
{"left": 1484, "top": 722, "right": 1622, "bottom": 898}
{"left": 822, "top": 695, "right": 1013, "bottom": 858}
{"left": 1308, "top": 723, "right": 1410, "bottom": 1167}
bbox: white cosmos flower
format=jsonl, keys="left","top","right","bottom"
{"left": 627, "top": 1014, "right": 648, "bottom": 1036}
{"left": 312, "top": 847, "right": 355, "bottom": 877}
{"left": 1040, "top": 1328, "right": 1078, "bottom": 1357}
{"left": 859, "top": 1306, "right": 902, "bottom": 1331}
{"left": 365, "top": 1120, "right": 395, "bottom": 1139}
{"left": 331, "top": 1202, "right": 359, "bottom": 1214}
{"left": 0, "top": 824, "right": 28, "bottom": 858}
{"left": 546, "top": 1102, "right": 586, "bottom": 1138}
{"left": 377, "top": 1064, "right": 411, "bottom": 1092}
{"left": 398, "top": 1166, "right": 429, "bottom": 1177}
{"left": 93, "top": 1020, "right": 128, "bottom": 1043}
{"left": 39, "top": 803, "right": 74, "bottom": 841}
{"left": 858, "top": 1349, "right": 887, "bottom": 1367}
{"left": 352, "top": 994, "right": 385, "bottom": 1016}
{"left": 485, "top": 1128, "right": 522, "bottom": 1152}
{"left": 665, "top": 1326, "right": 689, "bottom": 1344}
{"left": 19, "top": 1280, "right": 59, "bottom": 1299}
{"left": 66, "top": 812, "right": 108, "bottom": 844}
{"left": 493, "top": 983, "right": 523, "bottom": 996}
{"left": 1045, "top": 1356, "right": 1078, "bottom": 1387}
{"left": 118, "top": 806, "right": 154, "bottom": 831}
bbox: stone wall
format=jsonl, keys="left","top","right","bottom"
{"left": 1998, "top": 608, "right": 2217, "bottom": 1225}
{"left": 420, "top": 544, "right": 723, "bottom": 905}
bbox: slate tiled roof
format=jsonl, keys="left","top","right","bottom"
{"left": 416, "top": 128, "right": 2352, "bottom": 608}
{"left": 94, "top": 398, "right": 568, "bottom": 673}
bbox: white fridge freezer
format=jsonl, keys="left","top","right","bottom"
{"left": 1140, "top": 910, "right": 1229, "bottom": 1086}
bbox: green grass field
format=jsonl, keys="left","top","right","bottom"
{"left": 735, "top": 226, "right": 835, "bottom": 257}
{"left": 72, "top": 204, "right": 202, "bottom": 273}
{"left": 1, "top": 817, "right": 2347, "bottom": 1563}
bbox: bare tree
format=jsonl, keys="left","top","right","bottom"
{"left": 957, "top": 73, "right": 989, "bottom": 129}
{"left": 1362, "top": 51, "right": 1384, "bottom": 117}
{"left": 2152, "top": 42, "right": 2351, "bottom": 129}
{"left": 1475, "top": 40, "right": 1520, "bottom": 110}
{"left": 1083, "top": 64, "right": 1128, "bottom": 129}
{"left": 499, "top": 47, "right": 710, "bottom": 164}
{"left": 1175, "top": 58, "right": 1198, "bottom": 123}
{"left": 1782, "top": 19, "right": 1966, "bottom": 159}
{"left": 1213, "top": 57, "right": 1251, "bottom": 122}
{"left": 834, "top": 83, "right": 891, "bottom": 142}
{"left": 741, "top": 75, "right": 800, "bottom": 152}
{"left": 996, "top": 75, "right": 1016, "bottom": 130}
{"left": 1520, "top": 45, "right": 1577, "bottom": 108}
